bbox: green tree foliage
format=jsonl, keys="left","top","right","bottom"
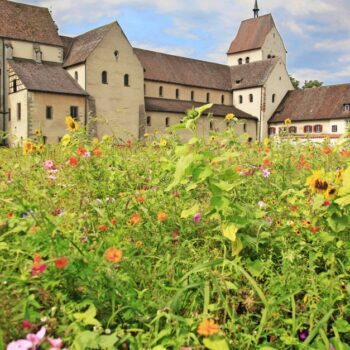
{"left": 303, "top": 80, "right": 323, "bottom": 89}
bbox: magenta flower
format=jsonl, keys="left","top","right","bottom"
{"left": 47, "top": 337, "right": 63, "bottom": 349}
{"left": 297, "top": 329, "right": 309, "bottom": 341}
{"left": 262, "top": 168, "right": 271, "bottom": 178}
{"left": 31, "top": 264, "right": 47, "bottom": 277}
{"left": 193, "top": 213, "right": 202, "bottom": 224}
{"left": 22, "top": 320, "right": 32, "bottom": 329}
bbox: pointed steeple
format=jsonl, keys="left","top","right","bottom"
{"left": 253, "top": 0, "right": 259, "bottom": 18}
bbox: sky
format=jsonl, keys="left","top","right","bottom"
{"left": 21, "top": 0, "right": 350, "bottom": 86}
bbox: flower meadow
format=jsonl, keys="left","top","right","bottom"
{"left": 1, "top": 107, "right": 350, "bottom": 350}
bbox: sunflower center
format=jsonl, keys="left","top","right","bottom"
{"left": 315, "top": 179, "right": 329, "bottom": 191}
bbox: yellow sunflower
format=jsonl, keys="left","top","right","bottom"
{"left": 159, "top": 139, "right": 167, "bottom": 147}
{"left": 61, "top": 134, "right": 71, "bottom": 146}
{"left": 34, "top": 128, "right": 42, "bottom": 137}
{"left": 65, "top": 116, "right": 79, "bottom": 132}
{"left": 326, "top": 187, "right": 337, "bottom": 200}
{"left": 284, "top": 118, "right": 292, "bottom": 126}
{"left": 22, "top": 140, "right": 34, "bottom": 155}
{"left": 225, "top": 113, "right": 235, "bottom": 121}
{"left": 37, "top": 144, "right": 45, "bottom": 153}
{"left": 307, "top": 170, "right": 329, "bottom": 194}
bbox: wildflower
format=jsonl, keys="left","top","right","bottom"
{"left": 61, "top": 134, "right": 71, "bottom": 146}
{"left": 323, "top": 146, "right": 332, "bottom": 154}
{"left": 225, "top": 113, "right": 235, "bottom": 121}
{"left": 44, "top": 160, "right": 55, "bottom": 170}
{"left": 77, "top": 147, "right": 87, "bottom": 156}
{"left": 157, "top": 212, "right": 168, "bottom": 222}
{"left": 68, "top": 156, "right": 78, "bottom": 166}
{"left": 340, "top": 149, "right": 350, "bottom": 157}
{"left": 22, "top": 140, "right": 34, "bottom": 155}
{"left": 31, "top": 255, "right": 47, "bottom": 277}
{"left": 307, "top": 170, "right": 329, "bottom": 194}
{"left": 92, "top": 137, "right": 99, "bottom": 144}
{"left": 284, "top": 118, "right": 292, "bottom": 126}
{"left": 197, "top": 319, "right": 220, "bottom": 337}
{"left": 37, "top": 144, "right": 45, "bottom": 153}
{"left": 135, "top": 241, "right": 143, "bottom": 247}
{"left": 323, "top": 200, "right": 331, "bottom": 207}
{"left": 47, "top": 338, "right": 64, "bottom": 350}
{"left": 258, "top": 201, "right": 266, "bottom": 209}
{"left": 22, "top": 320, "right": 32, "bottom": 329}
{"left": 6, "top": 339, "right": 33, "bottom": 350}
{"left": 173, "top": 191, "right": 180, "bottom": 198}
{"left": 297, "top": 329, "right": 309, "bottom": 341}
{"left": 290, "top": 205, "right": 298, "bottom": 212}
{"left": 54, "top": 257, "right": 68, "bottom": 269}
{"left": 262, "top": 157, "right": 272, "bottom": 167}
{"left": 92, "top": 148, "right": 102, "bottom": 157}
{"left": 136, "top": 196, "right": 145, "bottom": 203}
{"left": 129, "top": 213, "right": 142, "bottom": 225}
{"left": 302, "top": 220, "right": 311, "bottom": 227}
{"left": 193, "top": 213, "right": 202, "bottom": 224}
{"left": 266, "top": 217, "right": 273, "bottom": 224}
{"left": 26, "top": 327, "right": 46, "bottom": 347}
{"left": 310, "top": 227, "right": 319, "bottom": 233}
{"left": 144, "top": 133, "right": 150, "bottom": 137}
{"left": 111, "top": 218, "right": 117, "bottom": 225}
{"left": 52, "top": 209, "right": 64, "bottom": 216}
{"left": 159, "top": 139, "right": 167, "bottom": 147}
{"left": 104, "top": 247, "right": 123, "bottom": 263}
{"left": 99, "top": 224, "right": 108, "bottom": 232}
{"left": 326, "top": 187, "right": 337, "bottom": 200}
{"left": 262, "top": 168, "right": 271, "bottom": 178}
{"left": 65, "top": 116, "right": 79, "bottom": 132}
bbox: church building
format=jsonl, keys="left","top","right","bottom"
{"left": 0, "top": 0, "right": 349, "bottom": 145}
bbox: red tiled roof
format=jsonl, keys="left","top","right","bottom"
{"left": 145, "top": 97, "right": 257, "bottom": 120}
{"left": 0, "top": 0, "right": 62, "bottom": 46}
{"left": 269, "top": 84, "right": 350, "bottom": 123}
{"left": 227, "top": 14, "right": 275, "bottom": 54}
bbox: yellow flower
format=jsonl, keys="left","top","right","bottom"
{"left": 61, "top": 134, "right": 71, "bottom": 146}
{"left": 307, "top": 170, "right": 329, "bottom": 194}
{"left": 209, "top": 136, "right": 217, "bottom": 143}
{"left": 102, "top": 135, "right": 111, "bottom": 142}
{"left": 225, "top": 113, "right": 235, "bottom": 121}
{"left": 23, "top": 140, "right": 34, "bottom": 155}
{"left": 144, "top": 133, "right": 150, "bottom": 138}
{"left": 336, "top": 168, "right": 344, "bottom": 183}
{"left": 92, "top": 137, "right": 99, "bottom": 145}
{"left": 263, "top": 138, "right": 270, "bottom": 147}
{"left": 34, "top": 128, "right": 42, "bottom": 137}
{"left": 65, "top": 116, "right": 79, "bottom": 132}
{"left": 159, "top": 139, "right": 167, "bottom": 147}
{"left": 284, "top": 118, "right": 292, "bottom": 126}
{"left": 326, "top": 187, "right": 337, "bottom": 200}
{"left": 37, "top": 144, "right": 45, "bottom": 153}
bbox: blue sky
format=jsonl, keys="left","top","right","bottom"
{"left": 22, "top": 0, "right": 350, "bottom": 86}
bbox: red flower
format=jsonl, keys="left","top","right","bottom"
{"left": 77, "top": 147, "right": 87, "bottom": 156}
{"left": 92, "top": 148, "right": 102, "bottom": 157}
{"left": 136, "top": 196, "right": 145, "bottom": 203}
{"left": 55, "top": 257, "right": 68, "bottom": 269}
{"left": 310, "top": 227, "right": 319, "bottom": 233}
{"left": 111, "top": 218, "right": 117, "bottom": 225}
{"left": 173, "top": 192, "right": 180, "bottom": 198}
{"left": 99, "top": 224, "right": 108, "bottom": 231}
{"left": 323, "top": 200, "right": 331, "bottom": 207}
{"left": 31, "top": 264, "right": 47, "bottom": 277}
{"left": 68, "top": 157, "right": 78, "bottom": 167}
{"left": 172, "top": 228, "right": 179, "bottom": 239}
{"left": 290, "top": 205, "right": 298, "bottom": 212}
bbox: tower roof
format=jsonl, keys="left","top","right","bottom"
{"left": 227, "top": 14, "right": 275, "bottom": 55}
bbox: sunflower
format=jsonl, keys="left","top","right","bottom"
{"left": 307, "top": 170, "right": 329, "bottom": 194}
{"left": 37, "top": 144, "right": 45, "bottom": 153}
{"left": 284, "top": 118, "right": 292, "bottom": 126}
{"left": 61, "top": 134, "right": 71, "bottom": 146}
{"left": 225, "top": 113, "right": 235, "bottom": 121}
{"left": 326, "top": 187, "right": 337, "bottom": 200}
{"left": 34, "top": 128, "right": 42, "bottom": 137}
{"left": 22, "top": 140, "right": 34, "bottom": 155}
{"left": 65, "top": 116, "right": 79, "bottom": 132}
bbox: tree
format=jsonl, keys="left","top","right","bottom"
{"left": 303, "top": 80, "right": 323, "bottom": 89}
{"left": 289, "top": 75, "right": 300, "bottom": 90}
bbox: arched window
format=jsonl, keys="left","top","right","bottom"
{"left": 249, "top": 94, "right": 253, "bottom": 103}
{"left": 159, "top": 86, "right": 163, "bottom": 97}
{"left": 272, "top": 94, "right": 276, "bottom": 103}
{"left": 206, "top": 93, "right": 210, "bottom": 103}
{"left": 238, "top": 58, "right": 243, "bottom": 65}
{"left": 175, "top": 89, "right": 180, "bottom": 99}
{"left": 268, "top": 127, "right": 276, "bottom": 135}
{"left": 314, "top": 124, "right": 323, "bottom": 133}
{"left": 221, "top": 95, "right": 225, "bottom": 104}
{"left": 191, "top": 91, "right": 195, "bottom": 101}
{"left": 239, "top": 95, "right": 243, "bottom": 104}
{"left": 114, "top": 50, "right": 119, "bottom": 61}
{"left": 124, "top": 74, "right": 130, "bottom": 87}
{"left": 102, "top": 71, "right": 108, "bottom": 84}
{"left": 289, "top": 126, "right": 297, "bottom": 134}
{"left": 165, "top": 117, "right": 170, "bottom": 127}
{"left": 74, "top": 71, "right": 78, "bottom": 81}
{"left": 210, "top": 121, "right": 214, "bottom": 130}
{"left": 245, "top": 57, "right": 250, "bottom": 64}
{"left": 147, "top": 116, "right": 151, "bottom": 126}
{"left": 304, "top": 125, "right": 313, "bottom": 133}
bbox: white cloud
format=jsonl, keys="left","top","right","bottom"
{"left": 132, "top": 42, "right": 192, "bottom": 57}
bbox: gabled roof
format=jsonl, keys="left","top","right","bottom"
{"left": 230, "top": 58, "right": 278, "bottom": 90}
{"left": 9, "top": 59, "right": 88, "bottom": 96}
{"left": 134, "top": 48, "right": 232, "bottom": 91}
{"left": 0, "top": 0, "right": 62, "bottom": 46}
{"left": 145, "top": 97, "right": 257, "bottom": 120}
{"left": 227, "top": 14, "right": 275, "bottom": 54}
{"left": 63, "top": 22, "right": 115, "bottom": 68}
{"left": 269, "top": 84, "right": 350, "bottom": 123}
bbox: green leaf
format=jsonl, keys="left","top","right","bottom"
{"left": 334, "top": 318, "right": 350, "bottom": 333}
{"left": 73, "top": 331, "right": 100, "bottom": 350}
{"left": 210, "top": 196, "right": 230, "bottom": 211}
{"left": 0, "top": 242, "right": 8, "bottom": 251}
{"left": 203, "top": 337, "right": 229, "bottom": 350}
{"left": 246, "top": 259, "right": 264, "bottom": 277}
{"left": 195, "top": 103, "right": 213, "bottom": 116}
{"left": 0, "top": 329, "right": 4, "bottom": 350}
{"left": 166, "top": 154, "right": 195, "bottom": 191}
{"left": 232, "top": 237, "right": 243, "bottom": 257}
{"left": 181, "top": 204, "right": 199, "bottom": 219}
{"left": 222, "top": 223, "right": 238, "bottom": 242}
{"left": 98, "top": 333, "right": 119, "bottom": 349}
{"left": 73, "top": 304, "right": 101, "bottom": 326}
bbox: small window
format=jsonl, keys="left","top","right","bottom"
{"left": 42, "top": 136, "right": 47, "bottom": 144}
{"left": 245, "top": 57, "right": 250, "bottom": 64}
{"left": 243, "top": 123, "right": 247, "bottom": 132}
{"left": 221, "top": 95, "right": 225, "bottom": 104}
{"left": 114, "top": 50, "right": 119, "bottom": 60}
{"left": 175, "top": 89, "right": 180, "bottom": 99}
{"left": 206, "top": 93, "right": 210, "bottom": 103}
{"left": 74, "top": 71, "right": 78, "bottom": 80}
{"left": 58, "top": 137, "right": 62, "bottom": 143}
{"left": 249, "top": 94, "right": 253, "bottom": 103}
{"left": 314, "top": 124, "right": 323, "bottom": 133}
{"left": 46, "top": 106, "right": 53, "bottom": 120}
{"left": 304, "top": 125, "right": 313, "bottom": 133}
{"left": 191, "top": 91, "right": 195, "bottom": 101}
{"left": 147, "top": 116, "right": 151, "bottom": 126}
{"left": 8, "top": 108, "right": 11, "bottom": 122}
{"left": 289, "top": 126, "right": 297, "bottom": 134}
{"left": 238, "top": 58, "right": 243, "bottom": 65}
{"left": 165, "top": 117, "right": 170, "bottom": 127}
{"left": 102, "top": 71, "right": 108, "bottom": 84}
{"left": 159, "top": 86, "right": 163, "bottom": 97}
{"left": 272, "top": 94, "right": 276, "bottom": 103}
{"left": 17, "top": 103, "right": 21, "bottom": 121}
{"left": 332, "top": 125, "right": 338, "bottom": 133}
{"left": 268, "top": 127, "right": 276, "bottom": 135}
{"left": 209, "top": 121, "right": 214, "bottom": 130}
{"left": 267, "top": 54, "right": 272, "bottom": 59}
{"left": 124, "top": 74, "right": 129, "bottom": 87}
{"left": 239, "top": 95, "right": 243, "bottom": 104}
{"left": 70, "top": 106, "right": 79, "bottom": 120}
{"left": 13, "top": 79, "right": 17, "bottom": 93}
{"left": 343, "top": 104, "right": 350, "bottom": 111}
{"left": 144, "top": 84, "right": 146, "bottom": 94}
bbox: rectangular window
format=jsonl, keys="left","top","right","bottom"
{"left": 70, "top": 106, "right": 79, "bottom": 120}
{"left": 8, "top": 108, "right": 11, "bottom": 122}
{"left": 344, "top": 104, "right": 350, "bottom": 111}
{"left": 332, "top": 125, "right": 338, "bottom": 133}
{"left": 43, "top": 136, "right": 47, "bottom": 144}
{"left": 17, "top": 103, "right": 21, "bottom": 121}
{"left": 147, "top": 116, "right": 151, "bottom": 127}
{"left": 46, "top": 106, "right": 53, "bottom": 120}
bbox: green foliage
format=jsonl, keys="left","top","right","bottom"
{"left": 303, "top": 80, "right": 323, "bottom": 89}
{"left": 289, "top": 75, "right": 300, "bottom": 90}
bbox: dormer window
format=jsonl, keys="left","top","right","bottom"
{"left": 343, "top": 104, "right": 350, "bottom": 111}
{"left": 238, "top": 58, "right": 243, "bottom": 65}
{"left": 33, "top": 44, "right": 42, "bottom": 63}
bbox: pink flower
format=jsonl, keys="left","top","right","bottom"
{"left": 26, "top": 327, "right": 46, "bottom": 346}
{"left": 48, "top": 337, "right": 63, "bottom": 349}
{"left": 44, "top": 160, "right": 55, "bottom": 170}
{"left": 6, "top": 340, "right": 32, "bottom": 350}
{"left": 193, "top": 213, "right": 202, "bottom": 224}
{"left": 22, "top": 320, "right": 32, "bottom": 329}
{"left": 31, "top": 264, "right": 47, "bottom": 277}
{"left": 262, "top": 168, "right": 271, "bottom": 178}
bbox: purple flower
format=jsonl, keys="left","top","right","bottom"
{"left": 262, "top": 169, "right": 271, "bottom": 178}
{"left": 193, "top": 213, "right": 202, "bottom": 224}
{"left": 44, "top": 160, "right": 55, "bottom": 170}
{"left": 297, "top": 329, "right": 309, "bottom": 341}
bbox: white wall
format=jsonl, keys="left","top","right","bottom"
{"left": 227, "top": 49, "right": 262, "bottom": 66}
{"left": 232, "top": 87, "right": 262, "bottom": 120}
{"left": 262, "top": 28, "right": 286, "bottom": 64}
{"left": 66, "top": 64, "right": 86, "bottom": 90}
{"left": 8, "top": 89, "right": 28, "bottom": 144}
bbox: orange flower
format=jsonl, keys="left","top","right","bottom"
{"left": 33, "top": 254, "right": 42, "bottom": 266}
{"left": 55, "top": 257, "right": 68, "bottom": 269}
{"left": 236, "top": 165, "right": 244, "bottom": 174}
{"left": 157, "top": 212, "right": 168, "bottom": 222}
{"left": 92, "top": 148, "right": 102, "bottom": 157}
{"left": 135, "top": 241, "right": 143, "bottom": 247}
{"left": 136, "top": 196, "right": 145, "bottom": 203}
{"left": 340, "top": 149, "right": 350, "bottom": 157}
{"left": 99, "top": 224, "right": 108, "bottom": 232}
{"left": 323, "top": 147, "right": 332, "bottom": 155}
{"left": 129, "top": 213, "right": 142, "bottom": 225}
{"left": 104, "top": 247, "right": 123, "bottom": 263}
{"left": 298, "top": 155, "right": 311, "bottom": 169}
{"left": 29, "top": 226, "right": 40, "bottom": 233}
{"left": 197, "top": 319, "right": 220, "bottom": 337}
{"left": 111, "top": 218, "right": 117, "bottom": 225}
{"left": 290, "top": 205, "right": 298, "bottom": 212}
{"left": 310, "top": 227, "right": 319, "bottom": 233}
{"left": 77, "top": 147, "right": 87, "bottom": 156}
{"left": 262, "top": 157, "right": 272, "bottom": 167}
